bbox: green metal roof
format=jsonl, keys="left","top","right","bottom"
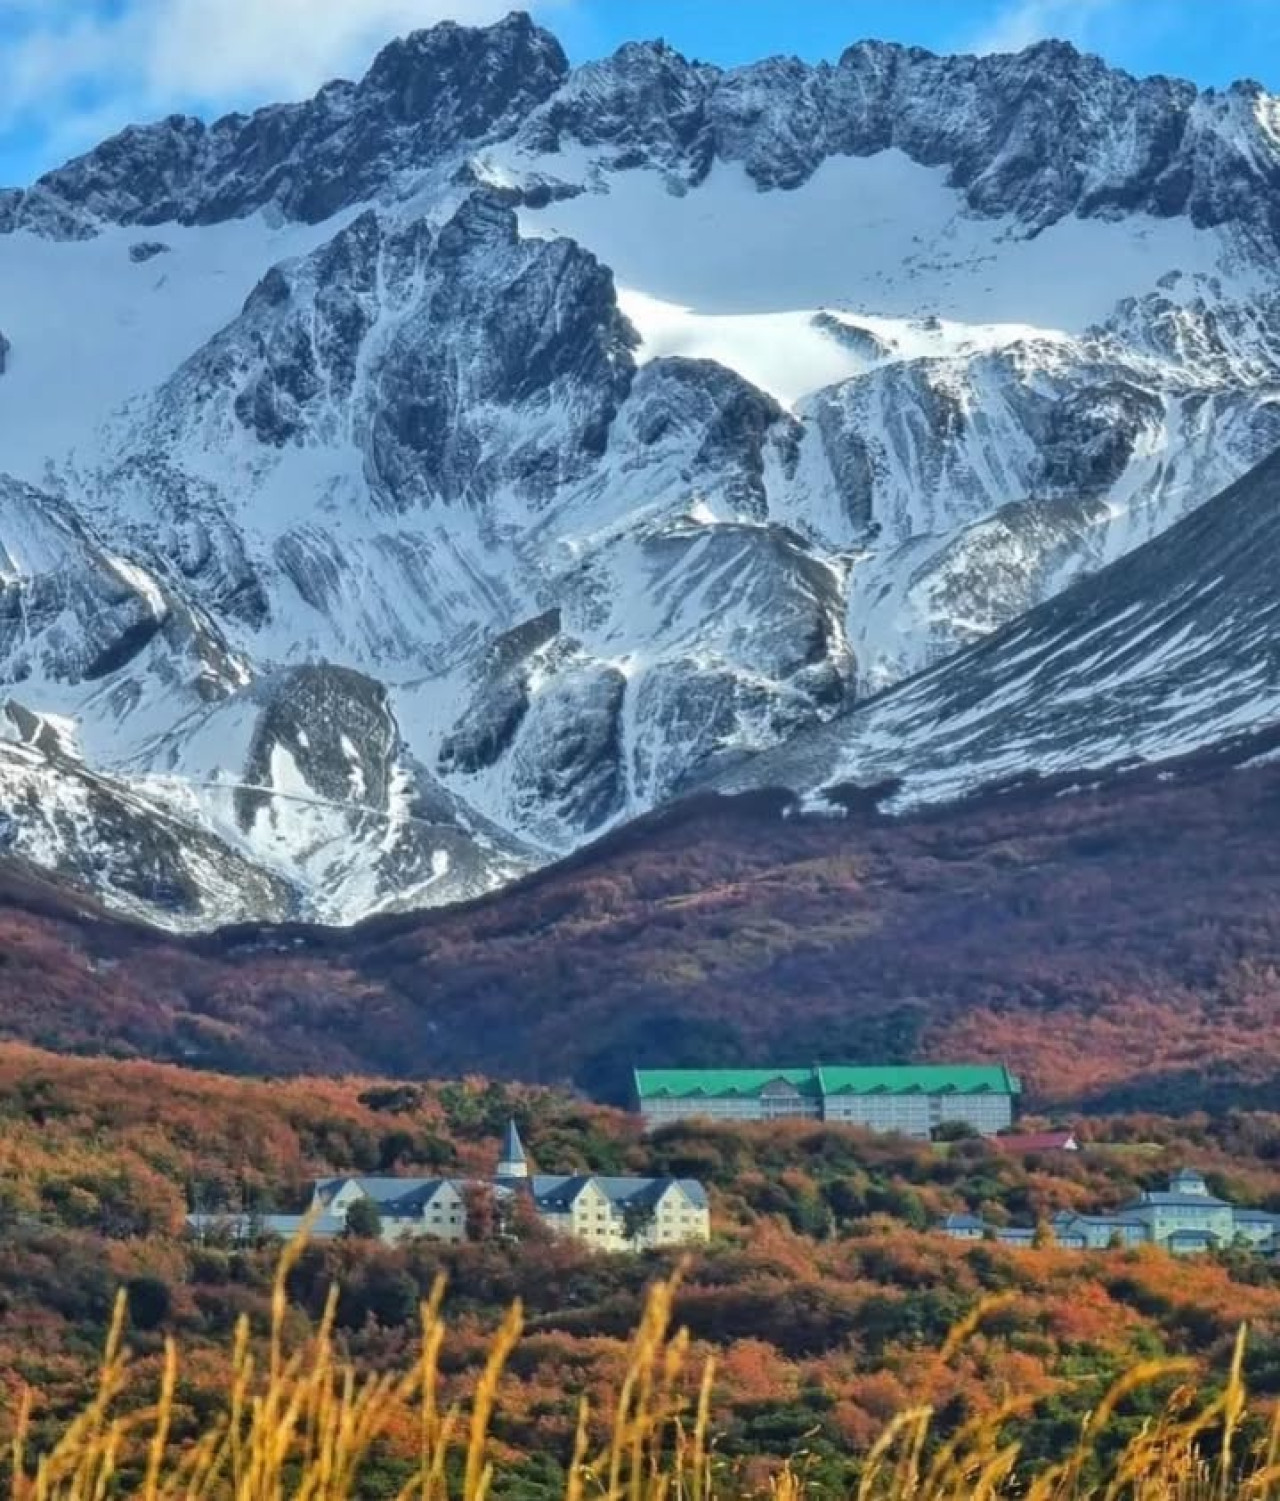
{"left": 818, "top": 1065, "right": 1021, "bottom": 1096}
{"left": 633, "top": 1064, "right": 1020, "bottom": 1100}
{"left": 633, "top": 1068, "right": 823, "bottom": 1100}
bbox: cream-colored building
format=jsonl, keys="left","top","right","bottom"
{"left": 493, "top": 1119, "right": 711, "bottom": 1251}
{"left": 310, "top": 1174, "right": 468, "bottom": 1243}
{"left": 188, "top": 1120, "right": 710, "bottom": 1252}
{"left": 512, "top": 1169, "right": 709, "bottom": 1250}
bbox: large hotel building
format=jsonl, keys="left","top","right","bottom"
{"left": 633, "top": 1064, "right": 1020, "bottom": 1138}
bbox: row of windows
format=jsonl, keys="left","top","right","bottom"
{"left": 567, "top": 1224, "right": 709, "bottom": 1242}
{"left": 644, "top": 1096, "right": 1013, "bottom": 1126}
{"left": 1150, "top": 1205, "right": 1233, "bottom": 1222}
{"left": 563, "top": 1207, "right": 706, "bottom": 1225}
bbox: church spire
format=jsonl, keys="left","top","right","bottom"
{"left": 497, "top": 1118, "right": 529, "bottom": 1179}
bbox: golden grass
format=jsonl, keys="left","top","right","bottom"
{"left": 6, "top": 1245, "right": 1280, "bottom": 1501}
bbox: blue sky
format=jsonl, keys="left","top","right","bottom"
{"left": 2, "top": 1, "right": 1278, "bottom": 189}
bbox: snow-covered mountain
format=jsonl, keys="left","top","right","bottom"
{"left": 712, "top": 443, "right": 1280, "bottom": 811}
{"left": 5, "top": 12, "right": 1280, "bottom": 926}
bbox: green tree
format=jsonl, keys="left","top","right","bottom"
{"left": 344, "top": 1198, "right": 383, "bottom": 1240}
{"left": 622, "top": 1201, "right": 656, "bottom": 1246}
{"left": 377, "top": 1130, "right": 417, "bottom": 1171}
{"left": 790, "top": 1191, "right": 834, "bottom": 1240}
{"left": 361, "top": 1263, "right": 419, "bottom": 1327}
{"left": 125, "top": 1275, "right": 172, "bottom": 1332}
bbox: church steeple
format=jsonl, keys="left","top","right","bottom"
{"left": 497, "top": 1118, "right": 529, "bottom": 1179}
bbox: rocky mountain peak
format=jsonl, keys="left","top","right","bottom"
{"left": 4, "top": 16, "right": 1280, "bottom": 249}
{"left": 497, "top": 31, "right": 1280, "bottom": 246}
{"left": 0, "top": 11, "right": 567, "bottom": 238}
{"left": 363, "top": 10, "right": 567, "bottom": 121}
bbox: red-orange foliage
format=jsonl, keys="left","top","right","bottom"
{"left": 0, "top": 1043, "right": 1278, "bottom": 1478}
{"left": 4, "top": 751, "right": 1280, "bottom": 1114}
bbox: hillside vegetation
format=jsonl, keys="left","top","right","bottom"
{"left": 5, "top": 1047, "right": 1280, "bottom": 1493}
{"left": 14, "top": 1254, "right": 1280, "bottom": 1501}
{"left": 4, "top": 742, "right": 1280, "bottom": 1107}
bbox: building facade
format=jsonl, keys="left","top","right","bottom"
{"left": 493, "top": 1118, "right": 711, "bottom": 1251}
{"left": 188, "top": 1120, "right": 710, "bottom": 1252}
{"left": 941, "top": 1170, "right": 1280, "bottom": 1255}
{"left": 634, "top": 1065, "right": 1020, "bottom": 1138}
{"left": 312, "top": 1175, "right": 468, "bottom": 1243}
{"left": 519, "top": 1173, "right": 710, "bottom": 1252}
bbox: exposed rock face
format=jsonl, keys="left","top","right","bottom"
{"left": 507, "top": 661, "right": 628, "bottom": 838}
{"left": 438, "top": 608, "right": 559, "bottom": 777}
{"left": 714, "top": 444, "right": 1280, "bottom": 810}
{"left": 128, "top": 241, "right": 170, "bottom": 263}
{"left": 0, "top": 476, "right": 238, "bottom": 699}
{"left": 0, "top": 727, "right": 297, "bottom": 928}
{"left": 0, "top": 14, "right": 568, "bottom": 238}
{"left": 4, "top": 13, "right": 1280, "bottom": 925}
{"left": 153, "top": 194, "right": 634, "bottom": 500}
{"left": 512, "top": 37, "right": 1280, "bottom": 247}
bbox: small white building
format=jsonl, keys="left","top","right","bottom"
{"left": 941, "top": 1169, "right": 1280, "bottom": 1256}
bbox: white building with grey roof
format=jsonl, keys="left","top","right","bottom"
{"left": 941, "top": 1169, "right": 1280, "bottom": 1255}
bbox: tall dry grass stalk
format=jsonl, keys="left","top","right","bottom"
{"left": 4, "top": 1248, "right": 1278, "bottom": 1501}
{"left": 4, "top": 1235, "right": 714, "bottom": 1501}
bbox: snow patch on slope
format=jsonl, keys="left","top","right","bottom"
{"left": 617, "top": 288, "right": 1077, "bottom": 408}
{"left": 518, "top": 154, "right": 1244, "bottom": 330}
{"left": 0, "top": 214, "right": 359, "bottom": 483}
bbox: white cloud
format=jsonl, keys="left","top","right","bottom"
{"left": 966, "top": 0, "right": 1118, "bottom": 56}
{"left": 0, "top": 0, "right": 567, "bottom": 180}
{"left": 147, "top": 0, "right": 540, "bottom": 101}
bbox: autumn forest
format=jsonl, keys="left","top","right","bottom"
{"left": 1, "top": 1045, "right": 1280, "bottom": 1495}
{"left": 6, "top": 747, "right": 1280, "bottom": 1491}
